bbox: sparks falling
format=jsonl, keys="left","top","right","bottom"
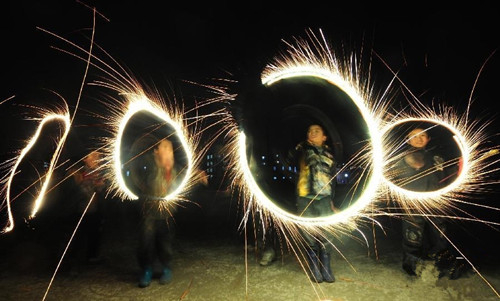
{"left": 101, "top": 90, "right": 200, "bottom": 206}
{"left": 226, "top": 29, "right": 388, "bottom": 231}
{"left": 223, "top": 28, "right": 500, "bottom": 298}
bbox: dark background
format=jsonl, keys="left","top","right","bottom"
{"left": 2, "top": 2, "right": 499, "bottom": 141}
{"left": 1, "top": 1, "right": 499, "bottom": 266}
{"left": 2, "top": 1, "right": 499, "bottom": 158}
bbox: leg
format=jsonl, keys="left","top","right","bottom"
{"left": 426, "top": 217, "right": 449, "bottom": 258}
{"left": 155, "top": 218, "right": 174, "bottom": 285}
{"left": 305, "top": 248, "right": 323, "bottom": 283}
{"left": 137, "top": 214, "right": 155, "bottom": 288}
{"left": 259, "top": 218, "right": 277, "bottom": 266}
{"left": 426, "top": 218, "right": 465, "bottom": 279}
{"left": 85, "top": 212, "right": 103, "bottom": 262}
{"left": 296, "top": 197, "right": 319, "bottom": 247}
{"left": 318, "top": 246, "right": 335, "bottom": 283}
{"left": 297, "top": 197, "right": 323, "bottom": 282}
{"left": 401, "top": 216, "right": 426, "bottom": 275}
{"left": 64, "top": 214, "right": 85, "bottom": 276}
{"left": 316, "top": 197, "right": 335, "bottom": 282}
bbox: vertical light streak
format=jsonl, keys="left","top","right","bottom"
{"left": 2, "top": 112, "right": 71, "bottom": 233}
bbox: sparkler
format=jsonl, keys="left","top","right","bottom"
{"left": 101, "top": 90, "right": 201, "bottom": 206}
{"left": 220, "top": 29, "right": 390, "bottom": 299}
{"left": 379, "top": 100, "right": 500, "bottom": 219}
{"left": 1, "top": 2, "right": 498, "bottom": 298}
{"left": 0, "top": 7, "right": 224, "bottom": 301}
{"left": 224, "top": 28, "right": 500, "bottom": 299}
{"left": 381, "top": 116, "right": 467, "bottom": 206}
{"left": 1, "top": 108, "right": 71, "bottom": 233}
{"left": 230, "top": 28, "right": 499, "bottom": 231}
{"left": 0, "top": 3, "right": 226, "bottom": 232}
{"left": 228, "top": 29, "right": 387, "bottom": 229}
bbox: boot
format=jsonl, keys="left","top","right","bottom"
{"left": 306, "top": 249, "right": 323, "bottom": 283}
{"left": 449, "top": 258, "right": 466, "bottom": 280}
{"left": 402, "top": 253, "right": 421, "bottom": 276}
{"left": 259, "top": 247, "right": 276, "bottom": 266}
{"left": 319, "top": 248, "right": 335, "bottom": 283}
{"left": 430, "top": 250, "right": 455, "bottom": 278}
{"left": 138, "top": 267, "right": 153, "bottom": 288}
{"left": 159, "top": 267, "right": 172, "bottom": 285}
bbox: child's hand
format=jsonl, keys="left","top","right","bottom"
{"left": 331, "top": 202, "right": 339, "bottom": 213}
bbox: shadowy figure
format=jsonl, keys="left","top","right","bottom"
{"left": 60, "top": 150, "right": 108, "bottom": 276}
{"left": 392, "top": 127, "right": 465, "bottom": 279}
{"left": 129, "top": 134, "right": 207, "bottom": 288}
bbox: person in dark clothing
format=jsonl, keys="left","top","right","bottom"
{"left": 393, "top": 127, "right": 464, "bottom": 279}
{"left": 129, "top": 135, "right": 179, "bottom": 288}
{"left": 129, "top": 134, "right": 208, "bottom": 288}
{"left": 290, "top": 124, "right": 337, "bottom": 283}
{"left": 63, "top": 150, "right": 108, "bottom": 275}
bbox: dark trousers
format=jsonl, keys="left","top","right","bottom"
{"left": 402, "top": 215, "right": 448, "bottom": 260}
{"left": 137, "top": 214, "right": 174, "bottom": 270}
{"left": 255, "top": 214, "right": 279, "bottom": 253}
{"left": 296, "top": 196, "right": 332, "bottom": 250}
{"left": 65, "top": 211, "right": 103, "bottom": 260}
{"left": 82, "top": 212, "right": 103, "bottom": 260}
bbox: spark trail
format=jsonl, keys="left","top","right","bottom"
{"left": 223, "top": 28, "right": 500, "bottom": 299}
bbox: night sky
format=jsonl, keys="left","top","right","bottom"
{"left": 1, "top": 1, "right": 500, "bottom": 261}
{"left": 2, "top": 2, "right": 499, "bottom": 104}
{"left": 1, "top": 2, "right": 498, "bottom": 154}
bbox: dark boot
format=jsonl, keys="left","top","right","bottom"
{"left": 319, "top": 248, "right": 335, "bottom": 283}
{"left": 431, "top": 250, "right": 455, "bottom": 278}
{"left": 138, "top": 267, "right": 153, "bottom": 288}
{"left": 306, "top": 249, "right": 323, "bottom": 283}
{"left": 402, "top": 253, "right": 420, "bottom": 276}
{"left": 449, "top": 258, "right": 466, "bottom": 280}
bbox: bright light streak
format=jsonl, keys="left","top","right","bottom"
{"left": 1, "top": 111, "right": 71, "bottom": 233}
{"left": 30, "top": 5, "right": 219, "bottom": 209}
{"left": 380, "top": 108, "right": 500, "bottom": 215}
{"left": 109, "top": 93, "right": 195, "bottom": 201}
{"left": 381, "top": 117, "right": 468, "bottom": 199}
{"left": 225, "top": 28, "right": 500, "bottom": 299}
{"left": 231, "top": 29, "right": 385, "bottom": 227}
{"left": 230, "top": 29, "right": 499, "bottom": 227}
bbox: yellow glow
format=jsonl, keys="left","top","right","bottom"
{"left": 111, "top": 93, "right": 194, "bottom": 201}
{"left": 2, "top": 112, "right": 71, "bottom": 233}
{"left": 230, "top": 31, "right": 385, "bottom": 227}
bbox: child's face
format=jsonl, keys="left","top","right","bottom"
{"left": 407, "top": 128, "right": 430, "bottom": 149}
{"left": 307, "top": 125, "right": 327, "bottom": 146}
{"left": 154, "top": 139, "right": 174, "bottom": 170}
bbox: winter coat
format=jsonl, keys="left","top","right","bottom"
{"left": 290, "top": 141, "right": 337, "bottom": 200}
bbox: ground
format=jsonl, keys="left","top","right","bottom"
{"left": 1, "top": 192, "right": 499, "bottom": 301}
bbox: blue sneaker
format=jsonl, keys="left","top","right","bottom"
{"left": 159, "top": 267, "right": 172, "bottom": 285}
{"left": 138, "top": 267, "right": 153, "bottom": 288}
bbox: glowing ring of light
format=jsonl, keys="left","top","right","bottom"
{"left": 113, "top": 95, "right": 193, "bottom": 201}
{"left": 238, "top": 67, "right": 383, "bottom": 226}
{"left": 381, "top": 117, "right": 469, "bottom": 200}
{"left": 2, "top": 113, "right": 71, "bottom": 233}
